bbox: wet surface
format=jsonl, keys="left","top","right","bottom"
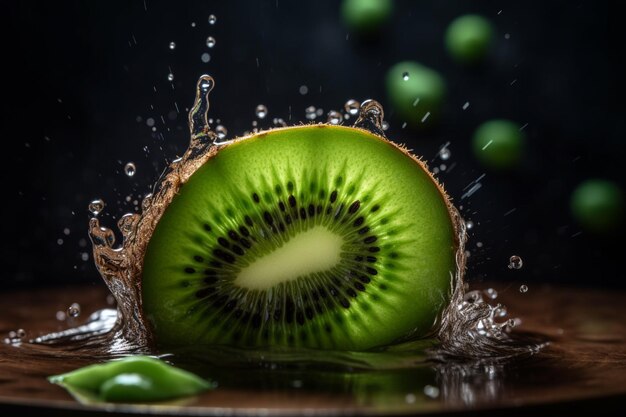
{"left": 1, "top": 282, "right": 625, "bottom": 416}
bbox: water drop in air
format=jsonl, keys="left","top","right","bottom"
{"left": 273, "top": 118, "right": 287, "bottom": 127}
{"left": 483, "top": 288, "right": 498, "bottom": 299}
{"left": 124, "top": 162, "right": 136, "bottom": 177}
{"left": 88, "top": 199, "right": 105, "bottom": 216}
{"left": 167, "top": 73, "right": 174, "bottom": 82}
{"left": 327, "top": 110, "right": 342, "bottom": 125}
{"left": 465, "top": 220, "right": 474, "bottom": 230}
{"left": 382, "top": 121, "right": 389, "bottom": 131}
{"left": 67, "top": 303, "right": 81, "bottom": 318}
{"left": 206, "top": 36, "right": 216, "bottom": 48}
{"left": 439, "top": 147, "right": 451, "bottom": 160}
{"left": 423, "top": 385, "right": 440, "bottom": 399}
{"left": 508, "top": 255, "right": 523, "bottom": 269}
{"left": 305, "top": 106, "right": 317, "bottom": 120}
{"left": 299, "top": 85, "right": 308, "bottom": 95}
{"left": 519, "top": 284, "right": 529, "bottom": 293}
{"left": 201, "top": 53, "right": 211, "bottom": 63}
{"left": 344, "top": 99, "right": 360, "bottom": 116}
{"left": 16, "top": 329, "right": 26, "bottom": 338}
{"left": 255, "top": 104, "right": 268, "bottom": 119}
{"left": 168, "top": 41, "right": 176, "bottom": 50}
{"left": 402, "top": 72, "right": 410, "bottom": 81}
{"left": 215, "top": 125, "right": 228, "bottom": 140}
{"left": 208, "top": 14, "right": 217, "bottom": 25}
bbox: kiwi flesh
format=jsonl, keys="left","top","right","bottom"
{"left": 142, "top": 125, "right": 458, "bottom": 351}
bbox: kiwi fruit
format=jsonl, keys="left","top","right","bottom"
{"left": 142, "top": 125, "right": 459, "bottom": 350}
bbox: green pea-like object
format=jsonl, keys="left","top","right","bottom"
{"left": 385, "top": 61, "right": 446, "bottom": 127}
{"left": 571, "top": 180, "right": 625, "bottom": 233}
{"left": 445, "top": 14, "right": 495, "bottom": 64}
{"left": 341, "top": 0, "right": 393, "bottom": 34}
{"left": 49, "top": 356, "right": 214, "bottom": 403}
{"left": 472, "top": 119, "right": 524, "bottom": 170}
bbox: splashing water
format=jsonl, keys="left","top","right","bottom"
{"left": 26, "top": 74, "right": 544, "bottom": 363}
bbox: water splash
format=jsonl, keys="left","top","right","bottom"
{"left": 30, "top": 75, "right": 544, "bottom": 361}
{"left": 74, "top": 75, "right": 220, "bottom": 352}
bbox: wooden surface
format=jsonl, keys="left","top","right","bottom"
{"left": 1, "top": 282, "right": 625, "bottom": 416}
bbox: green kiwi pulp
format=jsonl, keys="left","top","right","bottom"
{"left": 142, "top": 125, "right": 459, "bottom": 351}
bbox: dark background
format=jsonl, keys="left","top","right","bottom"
{"left": 2, "top": 1, "right": 624, "bottom": 290}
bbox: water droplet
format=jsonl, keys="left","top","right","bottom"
{"left": 405, "top": 393, "right": 416, "bottom": 404}
{"left": 208, "top": 14, "right": 217, "bottom": 25}
{"left": 216, "top": 125, "right": 228, "bottom": 140}
{"left": 55, "top": 311, "right": 66, "bottom": 321}
{"left": 273, "top": 118, "right": 287, "bottom": 127}
{"left": 423, "top": 385, "right": 440, "bottom": 399}
{"left": 299, "top": 85, "right": 308, "bottom": 95}
{"left": 189, "top": 74, "right": 215, "bottom": 141}
{"left": 88, "top": 199, "right": 105, "bottom": 216}
{"left": 465, "top": 220, "right": 474, "bottom": 229}
{"left": 16, "top": 329, "right": 26, "bottom": 338}
{"left": 146, "top": 117, "right": 155, "bottom": 127}
{"left": 483, "top": 288, "right": 498, "bottom": 299}
{"left": 402, "top": 71, "right": 410, "bottom": 81}
{"left": 305, "top": 106, "right": 317, "bottom": 120}
{"left": 382, "top": 121, "right": 389, "bottom": 131}
{"left": 169, "top": 41, "right": 176, "bottom": 50}
{"left": 327, "top": 110, "right": 342, "bottom": 125}
{"left": 106, "top": 294, "right": 116, "bottom": 306}
{"left": 439, "top": 147, "right": 451, "bottom": 160}
{"left": 476, "top": 241, "right": 483, "bottom": 248}
{"left": 118, "top": 213, "right": 138, "bottom": 237}
{"left": 206, "top": 36, "right": 216, "bottom": 48}
{"left": 201, "top": 53, "right": 211, "bottom": 63}
{"left": 191, "top": 22, "right": 196, "bottom": 27}
{"left": 344, "top": 99, "right": 360, "bottom": 116}
{"left": 67, "top": 303, "right": 81, "bottom": 318}
{"left": 519, "top": 284, "right": 528, "bottom": 293}
{"left": 508, "top": 255, "right": 523, "bottom": 270}
{"left": 255, "top": 104, "right": 268, "bottom": 119}
{"left": 353, "top": 99, "right": 385, "bottom": 137}
{"left": 167, "top": 73, "right": 174, "bottom": 82}
{"left": 124, "top": 162, "right": 136, "bottom": 177}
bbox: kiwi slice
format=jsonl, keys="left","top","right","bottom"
{"left": 142, "top": 125, "right": 458, "bottom": 350}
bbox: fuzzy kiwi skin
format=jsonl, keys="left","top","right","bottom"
{"left": 142, "top": 125, "right": 458, "bottom": 351}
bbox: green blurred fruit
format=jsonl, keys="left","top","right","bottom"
{"left": 472, "top": 119, "right": 524, "bottom": 170}
{"left": 341, "top": 0, "right": 393, "bottom": 34}
{"left": 445, "top": 14, "right": 494, "bottom": 64}
{"left": 385, "top": 61, "right": 446, "bottom": 127}
{"left": 571, "top": 180, "right": 624, "bottom": 233}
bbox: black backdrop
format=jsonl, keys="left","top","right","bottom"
{"left": 3, "top": 0, "right": 624, "bottom": 290}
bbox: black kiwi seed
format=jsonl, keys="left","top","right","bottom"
{"left": 167, "top": 176, "right": 388, "bottom": 348}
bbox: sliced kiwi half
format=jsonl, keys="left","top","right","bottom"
{"left": 142, "top": 125, "right": 459, "bottom": 350}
